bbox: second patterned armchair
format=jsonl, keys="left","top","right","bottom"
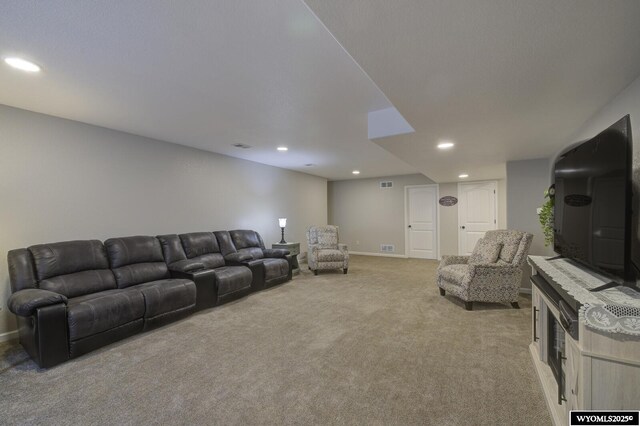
{"left": 306, "top": 225, "right": 349, "bottom": 275}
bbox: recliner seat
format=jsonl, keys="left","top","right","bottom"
{"left": 158, "top": 232, "right": 253, "bottom": 308}
{"left": 215, "top": 230, "right": 292, "bottom": 290}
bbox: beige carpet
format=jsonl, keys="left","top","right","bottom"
{"left": 0, "top": 256, "right": 550, "bottom": 425}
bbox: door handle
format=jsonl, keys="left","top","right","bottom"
{"left": 408, "top": 225, "right": 412, "bottom": 228}
{"left": 460, "top": 225, "right": 466, "bottom": 229}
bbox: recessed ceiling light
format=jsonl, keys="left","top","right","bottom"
{"left": 277, "top": 146, "right": 288, "bottom": 151}
{"left": 437, "top": 141, "right": 455, "bottom": 149}
{"left": 304, "top": 163, "right": 315, "bottom": 167}
{"left": 4, "top": 57, "right": 41, "bottom": 73}
{"left": 458, "top": 173, "right": 469, "bottom": 178}
{"left": 352, "top": 170, "right": 360, "bottom": 175}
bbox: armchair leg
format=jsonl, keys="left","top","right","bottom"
{"left": 511, "top": 302, "right": 520, "bottom": 309}
{"left": 465, "top": 301, "right": 473, "bottom": 311}
{"left": 313, "top": 270, "right": 318, "bottom": 276}
{"left": 439, "top": 288, "right": 445, "bottom": 296}
{"left": 343, "top": 268, "right": 348, "bottom": 274}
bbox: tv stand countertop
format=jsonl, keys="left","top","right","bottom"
{"left": 528, "top": 256, "right": 640, "bottom": 337}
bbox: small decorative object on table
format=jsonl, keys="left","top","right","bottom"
{"left": 278, "top": 217, "right": 287, "bottom": 243}
{"left": 273, "top": 242, "right": 300, "bottom": 275}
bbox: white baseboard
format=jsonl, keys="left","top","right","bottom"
{"left": 350, "top": 251, "right": 409, "bottom": 259}
{"left": 519, "top": 287, "right": 532, "bottom": 295}
{"left": 0, "top": 329, "right": 18, "bottom": 343}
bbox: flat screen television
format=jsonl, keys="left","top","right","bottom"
{"left": 553, "top": 115, "right": 635, "bottom": 290}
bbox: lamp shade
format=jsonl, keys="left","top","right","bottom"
{"left": 278, "top": 218, "right": 287, "bottom": 228}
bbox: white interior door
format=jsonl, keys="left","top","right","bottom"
{"left": 458, "top": 181, "right": 498, "bottom": 255}
{"left": 406, "top": 185, "right": 438, "bottom": 259}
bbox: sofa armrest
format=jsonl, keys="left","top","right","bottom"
{"left": 168, "top": 259, "right": 205, "bottom": 273}
{"left": 263, "top": 248, "right": 290, "bottom": 258}
{"left": 224, "top": 252, "right": 253, "bottom": 265}
{"left": 8, "top": 289, "right": 68, "bottom": 317}
{"left": 438, "top": 255, "right": 469, "bottom": 270}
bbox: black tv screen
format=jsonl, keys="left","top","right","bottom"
{"left": 553, "top": 115, "right": 633, "bottom": 283}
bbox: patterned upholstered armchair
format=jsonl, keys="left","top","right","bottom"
{"left": 437, "top": 229, "right": 533, "bottom": 310}
{"left": 306, "top": 225, "right": 349, "bottom": 275}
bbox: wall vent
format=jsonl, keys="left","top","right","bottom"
{"left": 380, "top": 181, "right": 393, "bottom": 188}
{"left": 232, "top": 143, "right": 252, "bottom": 149}
{"left": 380, "top": 244, "right": 395, "bottom": 252}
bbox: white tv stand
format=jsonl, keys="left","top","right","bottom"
{"left": 528, "top": 256, "right": 640, "bottom": 425}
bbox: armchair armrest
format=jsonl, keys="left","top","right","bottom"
{"left": 468, "top": 264, "right": 522, "bottom": 282}
{"left": 438, "top": 255, "right": 469, "bottom": 269}
{"left": 8, "top": 288, "right": 68, "bottom": 317}
{"left": 262, "top": 248, "right": 290, "bottom": 258}
{"left": 338, "top": 243, "right": 348, "bottom": 252}
{"left": 168, "top": 259, "right": 205, "bottom": 273}
{"left": 224, "top": 252, "right": 253, "bottom": 266}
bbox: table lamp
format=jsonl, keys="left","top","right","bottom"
{"left": 278, "top": 218, "right": 287, "bottom": 243}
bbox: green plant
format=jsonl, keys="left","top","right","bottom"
{"left": 538, "top": 186, "right": 555, "bottom": 246}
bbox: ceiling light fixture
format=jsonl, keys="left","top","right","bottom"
{"left": 352, "top": 170, "right": 360, "bottom": 175}
{"left": 277, "top": 146, "right": 288, "bottom": 151}
{"left": 458, "top": 173, "right": 469, "bottom": 179}
{"left": 437, "top": 141, "right": 455, "bottom": 149}
{"left": 4, "top": 57, "right": 41, "bottom": 73}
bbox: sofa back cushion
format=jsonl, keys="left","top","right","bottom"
{"left": 229, "top": 230, "right": 264, "bottom": 259}
{"left": 28, "top": 240, "right": 116, "bottom": 298}
{"left": 213, "top": 231, "right": 237, "bottom": 256}
{"left": 179, "top": 232, "right": 225, "bottom": 268}
{"left": 105, "top": 236, "right": 169, "bottom": 288}
{"left": 156, "top": 234, "right": 187, "bottom": 264}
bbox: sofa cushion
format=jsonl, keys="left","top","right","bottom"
{"left": 262, "top": 258, "right": 289, "bottom": 280}
{"left": 105, "top": 236, "right": 169, "bottom": 288}
{"left": 39, "top": 270, "right": 118, "bottom": 299}
{"left": 237, "top": 247, "right": 264, "bottom": 260}
{"left": 212, "top": 266, "right": 252, "bottom": 296}
{"left": 230, "top": 230, "right": 261, "bottom": 249}
{"left": 468, "top": 238, "right": 502, "bottom": 265}
{"left": 157, "top": 234, "right": 187, "bottom": 264}
{"left": 67, "top": 288, "right": 145, "bottom": 341}
{"left": 439, "top": 264, "right": 471, "bottom": 283}
{"left": 29, "top": 240, "right": 110, "bottom": 280}
{"left": 28, "top": 240, "right": 117, "bottom": 298}
{"left": 316, "top": 249, "right": 345, "bottom": 262}
{"left": 180, "top": 232, "right": 220, "bottom": 258}
{"left": 134, "top": 279, "right": 196, "bottom": 318}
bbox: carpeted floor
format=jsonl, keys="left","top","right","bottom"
{"left": 0, "top": 256, "right": 550, "bottom": 425}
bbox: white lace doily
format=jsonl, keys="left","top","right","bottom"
{"left": 528, "top": 256, "right": 640, "bottom": 336}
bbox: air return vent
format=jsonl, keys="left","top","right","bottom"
{"left": 232, "top": 143, "right": 252, "bottom": 149}
{"left": 380, "top": 181, "right": 393, "bottom": 188}
{"left": 380, "top": 244, "right": 395, "bottom": 252}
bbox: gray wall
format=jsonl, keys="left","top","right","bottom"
{"left": 0, "top": 105, "right": 328, "bottom": 337}
{"left": 328, "top": 174, "right": 435, "bottom": 255}
{"left": 506, "top": 158, "right": 555, "bottom": 290}
{"left": 328, "top": 174, "right": 506, "bottom": 257}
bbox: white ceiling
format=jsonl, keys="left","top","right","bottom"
{"left": 305, "top": 0, "right": 640, "bottom": 182}
{"left": 2, "top": 1, "right": 640, "bottom": 183}
{"left": 0, "top": 0, "right": 416, "bottom": 181}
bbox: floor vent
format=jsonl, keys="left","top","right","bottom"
{"left": 380, "top": 244, "right": 395, "bottom": 252}
{"left": 380, "top": 181, "right": 393, "bottom": 188}
{"left": 232, "top": 143, "right": 252, "bottom": 149}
